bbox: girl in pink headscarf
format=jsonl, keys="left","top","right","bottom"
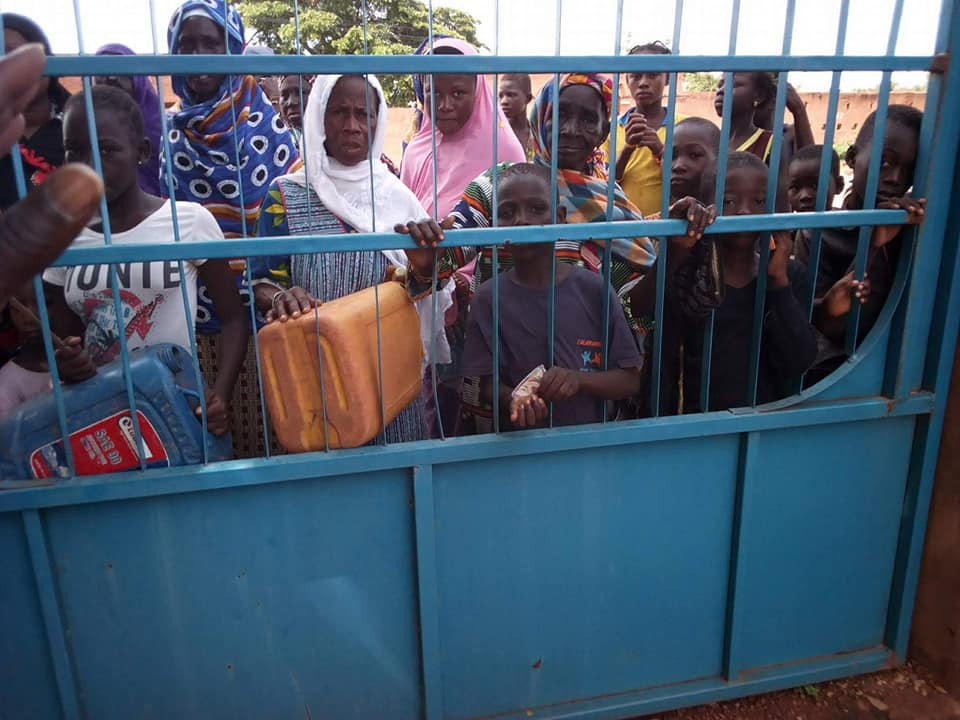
{"left": 400, "top": 37, "right": 526, "bottom": 219}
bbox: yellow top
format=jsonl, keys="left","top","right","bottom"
{"left": 735, "top": 127, "right": 774, "bottom": 163}
{"left": 613, "top": 111, "right": 688, "bottom": 218}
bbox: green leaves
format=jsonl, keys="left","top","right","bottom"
{"left": 237, "top": 0, "right": 482, "bottom": 104}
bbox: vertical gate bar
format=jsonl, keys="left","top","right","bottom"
{"left": 22, "top": 509, "right": 82, "bottom": 720}
{"left": 0, "top": 21, "right": 77, "bottom": 478}
{"left": 884, "top": 0, "right": 960, "bottom": 658}
{"left": 599, "top": 0, "right": 625, "bottom": 422}
{"left": 149, "top": 0, "right": 210, "bottom": 463}
{"left": 311, "top": 280, "right": 332, "bottom": 453}
{"left": 492, "top": 238, "right": 501, "bottom": 433}
{"left": 844, "top": 0, "right": 905, "bottom": 356}
{"left": 547, "top": 0, "right": 563, "bottom": 428}
{"left": 491, "top": 0, "right": 501, "bottom": 434}
{"left": 888, "top": 0, "right": 958, "bottom": 398}
{"left": 292, "top": 0, "right": 313, "bottom": 226}
{"left": 28, "top": 273, "right": 77, "bottom": 477}
{"left": 373, "top": 282, "right": 389, "bottom": 444}
{"left": 358, "top": 3, "right": 390, "bottom": 445}
{"left": 291, "top": 0, "right": 330, "bottom": 452}
{"left": 426, "top": 0, "right": 446, "bottom": 440}
{"left": 702, "top": 0, "right": 742, "bottom": 413}
{"left": 650, "top": 0, "right": 685, "bottom": 418}
{"left": 412, "top": 465, "right": 443, "bottom": 720}
{"left": 803, "top": 0, "right": 851, "bottom": 325}
{"left": 72, "top": 6, "right": 149, "bottom": 470}
{"left": 746, "top": 1, "right": 795, "bottom": 407}
{"left": 212, "top": 9, "right": 273, "bottom": 457}
{"left": 722, "top": 431, "right": 760, "bottom": 682}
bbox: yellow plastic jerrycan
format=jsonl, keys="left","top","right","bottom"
{"left": 257, "top": 282, "right": 423, "bottom": 451}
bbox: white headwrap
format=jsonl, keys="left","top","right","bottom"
{"left": 285, "top": 74, "right": 454, "bottom": 366}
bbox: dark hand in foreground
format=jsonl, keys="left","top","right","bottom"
{"left": 54, "top": 337, "right": 97, "bottom": 384}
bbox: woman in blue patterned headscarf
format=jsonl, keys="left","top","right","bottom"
{"left": 162, "top": 0, "right": 302, "bottom": 459}
{"left": 162, "top": 0, "right": 301, "bottom": 241}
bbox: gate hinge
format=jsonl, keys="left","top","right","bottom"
{"left": 931, "top": 53, "right": 949, "bottom": 74}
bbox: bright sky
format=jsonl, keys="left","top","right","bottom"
{"left": 0, "top": 0, "right": 942, "bottom": 90}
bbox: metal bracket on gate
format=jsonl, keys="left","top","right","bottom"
{"left": 931, "top": 53, "right": 950, "bottom": 73}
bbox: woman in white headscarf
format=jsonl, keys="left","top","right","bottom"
{"left": 252, "top": 74, "right": 449, "bottom": 443}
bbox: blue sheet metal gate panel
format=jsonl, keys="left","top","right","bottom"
{"left": 4, "top": 0, "right": 960, "bottom": 717}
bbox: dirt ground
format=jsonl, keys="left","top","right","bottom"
{"left": 637, "top": 663, "right": 960, "bottom": 720}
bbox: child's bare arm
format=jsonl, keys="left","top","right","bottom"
{"left": 786, "top": 84, "right": 815, "bottom": 151}
{"left": 871, "top": 196, "right": 925, "bottom": 249}
{"left": 537, "top": 366, "right": 641, "bottom": 402}
{"left": 198, "top": 259, "right": 249, "bottom": 435}
{"left": 628, "top": 197, "right": 715, "bottom": 318}
{"left": 812, "top": 272, "right": 871, "bottom": 342}
{"left": 814, "top": 197, "right": 924, "bottom": 343}
{"left": 395, "top": 217, "right": 456, "bottom": 277}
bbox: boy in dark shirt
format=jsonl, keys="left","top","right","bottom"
{"left": 787, "top": 144, "right": 843, "bottom": 222}
{"left": 788, "top": 145, "right": 873, "bottom": 308}
{"left": 676, "top": 152, "right": 817, "bottom": 412}
{"left": 804, "top": 106, "right": 925, "bottom": 360}
{"left": 461, "top": 163, "right": 642, "bottom": 430}
{"left": 627, "top": 116, "right": 719, "bottom": 415}
{"left": 668, "top": 117, "right": 722, "bottom": 202}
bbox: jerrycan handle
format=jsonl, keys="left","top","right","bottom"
{"left": 178, "top": 386, "right": 203, "bottom": 417}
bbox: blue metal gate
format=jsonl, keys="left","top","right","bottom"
{"left": 3, "top": 0, "right": 960, "bottom": 717}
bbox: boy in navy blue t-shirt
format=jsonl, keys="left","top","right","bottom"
{"left": 461, "top": 163, "right": 642, "bottom": 429}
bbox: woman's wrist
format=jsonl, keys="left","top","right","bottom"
{"left": 252, "top": 280, "right": 285, "bottom": 311}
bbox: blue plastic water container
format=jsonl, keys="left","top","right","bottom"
{"left": 0, "top": 344, "right": 232, "bottom": 481}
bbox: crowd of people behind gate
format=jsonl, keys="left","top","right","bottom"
{"left": 0, "top": 0, "right": 929, "bottom": 462}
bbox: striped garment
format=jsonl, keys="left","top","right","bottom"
{"left": 163, "top": 0, "right": 302, "bottom": 335}
{"left": 252, "top": 177, "right": 426, "bottom": 445}
{"left": 447, "top": 164, "right": 656, "bottom": 294}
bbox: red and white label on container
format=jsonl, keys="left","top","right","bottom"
{"left": 30, "top": 410, "right": 170, "bottom": 479}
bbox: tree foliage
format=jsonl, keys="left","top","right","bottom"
{"left": 683, "top": 71, "right": 720, "bottom": 93}
{"left": 237, "top": 0, "right": 483, "bottom": 105}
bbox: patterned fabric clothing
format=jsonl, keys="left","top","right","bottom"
{"left": 196, "top": 333, "right": 281, "bottom": 459}
{"left": 163, "top": 0, "right": 302, "bottom": 335}
{"left": 252, "top": 177, "right": 426, "bottom": 444}
{"left": 446, "top": 163, "right": 655, "bottom": 293}
{"left": 160, "top": 73, "right": 301, "bottom": 238}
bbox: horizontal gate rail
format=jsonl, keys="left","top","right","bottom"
{"left": 0, "top": 392, "right": 934, "bottom": 511}
{"left": 44, "top": 211, "right": 911, "bottom": 266}
{"left": 43, "top": 54, "right": 940, "bottom": 76}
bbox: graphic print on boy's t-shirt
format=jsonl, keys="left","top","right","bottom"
{"left": 577, "top": 338, "right": 603, "bottom": 370}
{"left": 79, "top": 290, "right": 165, "bottom": 364}
{"left": 60, "top": 258, "right": 201, "bottom": 365}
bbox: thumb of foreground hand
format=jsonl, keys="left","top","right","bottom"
{"left": 0, "top": 164, "right": 103, "bottom": 299}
